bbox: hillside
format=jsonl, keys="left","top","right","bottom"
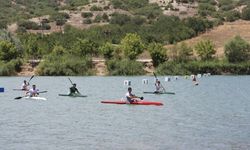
{"left": 16, "top": 20, "right": 250, "bottom": 76}
{"left": 6, "top": 0, "right": 199, "bottom": 34}
{"left": 166, "top": 20, "right": 250, "bottom": 58}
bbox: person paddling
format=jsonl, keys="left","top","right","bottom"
{"left": 154, "top": 79, "right": 166, "bottom": 93}
{"left": 69, "top": 83, "right": 80, "bottom": 96}
{"left": 21, "top": 80, "right": 29, "bottom": 91}
{"left": 26, "top": 85, "right": 39, "bottom": 97}
{"left": 192, "top": 75, "right": 199, "bottom": 85}
{"left": 125, "top": 87, "right": 143, "bottom": 104}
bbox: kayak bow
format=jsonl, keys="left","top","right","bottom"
{"left": 24, "top": 96, "right": 47, "bottom": 101}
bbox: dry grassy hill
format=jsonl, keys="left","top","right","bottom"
{"left": 166, "top": 20, "right": 250, "bottom": 59}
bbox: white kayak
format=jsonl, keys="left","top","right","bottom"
{"left": 24, "top": 96, "right": 47, "bottom": 101}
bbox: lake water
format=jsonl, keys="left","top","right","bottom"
{"left": 0, "top": 76, "right": 250, "bottom": 150}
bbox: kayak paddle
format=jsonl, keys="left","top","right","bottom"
{"left": 68, "top": 77, "right": 74, "bottom": 85}
{"left": 14, "top": 96, "right": 25, "bottom": 100}
{"left": 28, "top": 75, "right": 34, "bottom": 84}
{"left": 153, "top": 72, "right": 157, "bottom": 79}
{"left": 37, "top": 90, "right": 48, "bottom": 94}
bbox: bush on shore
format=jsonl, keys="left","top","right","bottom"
{"left": 106, "top": 59, "right": 145, "bottom": 76}
{"left": 37, "top": 54, "right": 93, "bottom": 76}
{"left": 0, "top": 59, "right": 22, "bottom": 76}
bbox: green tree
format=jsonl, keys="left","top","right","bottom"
{"left": 121, "top": 33, "right": 144, "bottom": 60}
{"left": 0, "top": 29, "right": 23, "bottom": 52}
{"left": 51, "top": 45, "right": 67, "bottom": 56}
{"left": 184, "top": 17, "right": 213, "bottom": 35}
{"left": 110, "top": 13, "right": 131, "bottom": 26}
{"left": 94, "top": 14, "right": 102, "bottom": 23}
{"left": 18, "top": 21, "right": 40, "bottom": 30}
{"left": 81, "top": 12, "right": 93, "bottom": 18}
{"left": 37, "top": 54, "right": 93, "bottom": 76}
{"left": 90, "top": 5, "right": 103, "bottom": 11}
{"left": 198, "top": 3, "right": 216, "bottom": 17}
{"left": 22, "top": 35, "right": 42, "bottom": 59}
{"left": 71, "top": 38, "right": 97, "bottom": 56}
{"left": 225, "top": 36, "right": 250, "bottom": 63}
{"left": 0, "top": 20, "right": 7, "bottom": 29}
{"left": 176, "top": 42, "right": 193, "bottom": 62}
{"left": 111, "top": 0, "right": 148, "bottom": 10}
{"left": 50, "top": 12, "right": 69, "bottom": 26}
{"left": 131, "top": 16, "right": 146, "bottom": 25}
{"left": 195, "top": 39, "right": 215, "bottom": 61}
{"left": 225, "top": 10, "right": 241, "bottom": 22}
{"left": 56, "top": 18, "right": 67, "bottom": 26}
{"left": 148, "top": 42, "right": 167, "bottom": 67}
{"left": 0, "top": 40, "right": 19, "bottom": 61}
{"left": 99, "top": 42, "right": 115, "bottom": 59}
{"left": 102, "top": 13, "right": 109, "bottom": 22}
{"left": 168, "top": 43, "right": 178, "bottom": 61}
{"left": 106, "top": 59, "right": 144, "bottom": 75}
{"left": 242, "top": 6, "right": 250, "bottom": 20}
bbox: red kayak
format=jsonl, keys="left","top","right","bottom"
{"left": 101, "top": 100, "right": 163, "bottom": 106}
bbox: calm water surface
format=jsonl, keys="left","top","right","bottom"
{"left": 0, "top": 76, "right": 250, "bottom": 150}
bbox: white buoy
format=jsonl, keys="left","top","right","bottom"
{"left": 142, "top": 79, "right": 148, "bottom": 84}
{"left": 197, "top": 74, "right": 202, "bottom": 78}
{"left": 207, "top": 73, "right": 211, "bottom": 76}
{"left": 124, "top": 80, "right": 131, "bottom": 86}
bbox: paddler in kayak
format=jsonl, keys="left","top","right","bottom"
{"left": 154, "top": 80, "right": 166, "bottom": 93}
{"left": 69, "top": 83, "right": 80, "bottom": 96}
{"left": 26, "top": 84, "right": 39, "bottom": 97}
{"left": 125, "top": 87, "right": 143, "bottom": 103}
{"left": 21, "top": 80, "right": 29, "bottom": 91}
{"left": 192, "top": 75, "right": 199, "bottom": 85}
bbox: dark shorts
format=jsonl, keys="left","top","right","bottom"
{"left": 126, "top": 97, "right": 135, "bottom": 103}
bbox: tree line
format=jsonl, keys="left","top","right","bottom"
{"left": 1, "top": 27, "right": 250, "bottom": 75}
{"left": 1, "top": 0, "right": 250, "bottom": 75}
